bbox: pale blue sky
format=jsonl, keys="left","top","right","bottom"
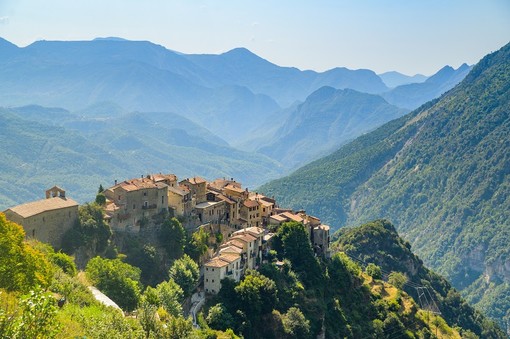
{"left": 0, "top": 0, "right": 509, "bottom": 75}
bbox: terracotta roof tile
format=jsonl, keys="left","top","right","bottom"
{"left": 243, "top": 200, "right": 259, "bottom": 208}
{"left": 204, "top": 257, "right": 229, "bottom": 268}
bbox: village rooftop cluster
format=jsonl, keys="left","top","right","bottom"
{"left": 3, "top": 174, "right": 330, "bottom": 294}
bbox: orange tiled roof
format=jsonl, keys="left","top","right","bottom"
{"left": 226, "top": 239, "right": 245, "bottom": 249}
{"left": 204, "top": 257, "right": 229, "bottom": 268}
{"left": 231, "top": 233, "right": 257, "bottom": 243}
{"left": 219, "top": 253, "right": 241, "bottom": 263}
{"left": 280, "top": 212, "right": 304, "bottom": 223}
{"left": 186, "top": 177, "right": 206, "bottom": 185}
{"left": 243, "top": 200, "right": 259, "bottom": 208}
{"left": 224, "top": 184, "right": 245, "bottom": 194}
{"left": 220, "top": 245, "right": 243, "bottom": 254}
{"left": 115, "top": 178, "right": 166, "bottom": 192}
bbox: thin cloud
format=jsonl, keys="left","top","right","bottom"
{"left": 0, "top": 16, "right": 9, "bottom": 24}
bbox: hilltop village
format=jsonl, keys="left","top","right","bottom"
{"left": 3, "top": 173, "right": 330, "bottom": 295}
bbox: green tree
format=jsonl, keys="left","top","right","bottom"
{"left": 162, "top": 315, "right": 194, "bottom": 339}
{"left": 78, "top": 203, "right": 111, "bottom": 252}
{"left": 282, "top": 307, "right": 310, "bottom": 339}
{"left": 138, "top": 302, "right": 161, "bottom": 338}
{"left": 0, "top": 213, "right": 53, "bottom": 292}
{"left": 168, "top": 254, "right": 199, "bottom": 298}
{"left": 95, "top": 192, "right": 106, "bottom": 206}
{"left": 207, "top": 303, "right": 235, "bottom": 331}
{"left": 185, "top": 227, "right": 209, "bottom": 261}
{"left": 156, "top": 279, "right": 184, "bottom": 317}
{"left": 277, "top": 221, "right": 323, "bottom": 287}
{"left": 85, "top": 256, "right": 142, "bottom": 311}
{"left": 235, "top": 270, "right": 278, "bottom": 317}
{"left": 2, "top": 287, "right": 60, "bottom": 338}
{"left": 388, "top": 272, "right": 408, "bottom": 290}
{"left": 365, "top": 263, "right": 382, "bottom": 280}
{"left": 50, "top": 251, "right": 77, "bottom": 276}
{"left": 160, "top": 217, "right": 186, "bottom": 259}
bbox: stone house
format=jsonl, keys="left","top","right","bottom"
{"left": 103, "top": 178, "right": 168, "bottom": 232}
{"left": 195, "top": 200, "right": 226, "bottom": 224}
{"left": 240, "top": 199, "right": 261, "bottom": 227}
{"left": 312, "top": 224, "right": 331, "bottom": 258}
{"left": 167, "top": 185, "right": 192, "bottom": 217}
{"left": 180, "top": 177, "right": 207, "bottom": 205}
{"left": 204, "top": 253, "right": 242, "bottom": 294}
{"left": 232, "top": 227, "right": 264, "bottom": 268}
{"left": 3, "top": 186, "right": 78, "bottom": 249}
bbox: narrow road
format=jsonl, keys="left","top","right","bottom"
{"left": 189, "top": 291, "right": 205, "bottom": 328}
{"left": 88, "top": 286, "right": 123, "bottom": 313}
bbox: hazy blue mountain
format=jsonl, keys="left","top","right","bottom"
{"left": 185, "top": 47, "right": 388, "bottom": 107}
{"left": 0, "top": 39, "right": 281, "bottom": 143}
{"left": 382, "top": 64, "right": 472, "bottom": 109}
{"left": 378, "top": 70, "right": 428, "bottom": 88}
{"left": 259, "top": 41, "right": 510, "bottom": 330}
{"left": 255, "top": 86, "right": 408, "bottom": 169}
{"left": 0, "top": 105, "right": 284, "bottom": 210}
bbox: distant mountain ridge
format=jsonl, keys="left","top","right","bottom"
{"left": 378, "top": 71, "right": 428, "bottom": 88}
{"left": 253, "top": 86, "right": 408, "bottom": 169}
{"left": 259, "top": 41, "right": 510, "bottom": 331}
{"left": 0, "top": 37, "right": 471, "bottom": 148}
{"left": 382, "top": 63, "right": 472, "bottom": 109}
{"left": 0, "top": 105, "right": 284, "bottom": 209}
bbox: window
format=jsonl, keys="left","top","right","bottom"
{"left": 212, "top": 280, "right": 214, "bottom": 283}
{"left": 206, "top": 279, "right": 208, "bottom": 282}
{"left": 144, "top": 192, "right": 147, "bottom": 196}
{"left": 161, "top": 195, "right": 164, "bottom": 204}
{"left": 133, "top": 204, "right": 136, "bottom": 210}
{"left": 144, "top": 201, "right": 148, "bottom": 208}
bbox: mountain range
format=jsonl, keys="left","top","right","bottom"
{"left": 0, "top": 105, "right": 283, "bottom": 209}
{"left": 260, "top": 41, "right": 510, "bottom": 332}
{"left": 0, "top": 37, "right": 471, "bottom": 209}
{"left": 0, "top": 35, "right": 507, "bottom": 334}
{"left": 0, "top": 37, "right": 468, "bottom": 145}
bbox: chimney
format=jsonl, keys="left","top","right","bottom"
{"left": 115, "top": 179, "right": 118, "bottom": 185}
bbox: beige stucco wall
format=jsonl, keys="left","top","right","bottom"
{"left": 204, "top": 257, "right": 241, "bottom": 294}
{"left": 5, "top": 205, "right": 78, "bottom": 249}
{"left": 204, "top": 265, "right": 225, "bottom": 294}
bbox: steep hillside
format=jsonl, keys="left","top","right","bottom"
{"left": 0, "top": 106, "right": 284, "bottom": 210}
{"left": 255, "top": 86, "right": 408, "bottom": 169}
{"left": 334, "top": 219, "right": 505, "bottom": 338}
{"left": 382, "top": 64, "right": 471, "bottom": 109}
{"left": 207, "top": 221, "right": 490, "bottom": 338}
{"left": 260, "top": 41, "right": 510, "bottom": 330}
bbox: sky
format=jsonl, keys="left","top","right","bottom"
{"left": 0, "top": 0, "right": 509, "bottom": 75}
